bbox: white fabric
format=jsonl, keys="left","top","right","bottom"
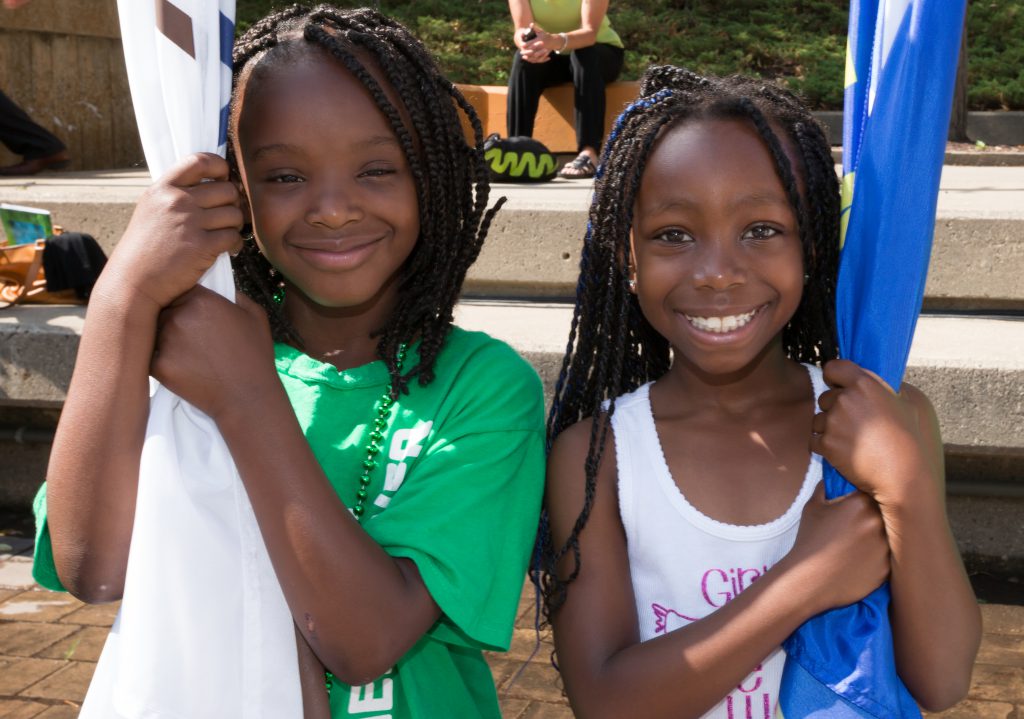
{"left": 81, "top": 2, "right": 302, "bottom": 717}
{"left": 868, "top": 0, "right": 913, "bottom": 113}
{"left": 611, "top": 364, "right": 827, "bottom": 719}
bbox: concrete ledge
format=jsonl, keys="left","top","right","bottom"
{"left": 966, "top": 112, "right": 1024, "bottom": 147}
{"left": 3, "top": 302, "right": 1021, "bottom": 567}
{"left": 4, "top": 302, "right": 1021, "bottom": 464}
{"left": 471, "top": 205, "right": 1024, "bottom": 310}
{"left": 4, "top": 167, "right": 1021, "bottom": 309}
{"left": 948, "top": 495, "right": 1024, "bottom": 577}
{"left": 832, "top": 147, "right": 1024, "bottom": 167}
{"left": 468, "top": 169, "right": 1024, "bottom": 309}
{"left": 810, "top": 111, "right": 1024, "bottom": 148}
{"left": 0, "top": 170, "right": 145, "bottom": 256}
{"left": 450, "top": 302, "right": 1024, "bottom": 469}
{"left": 0, "top": 307, "right": 83, "bottom": 408}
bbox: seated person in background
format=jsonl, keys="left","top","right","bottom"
{"left": 506, "top": 0, "right": 624, "bottom": 179}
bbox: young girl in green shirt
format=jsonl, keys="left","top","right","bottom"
{"left": 35, "top": 5, "right": 545, "bottom": 717}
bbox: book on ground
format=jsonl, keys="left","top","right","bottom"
{"left": 0, "top": 203, "right": 53, "bottom": 246}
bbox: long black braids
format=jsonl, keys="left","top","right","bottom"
{"left": 227, "top": 5, "right": 503, "bottom": 395}
{"left": 537, "top": 65, "right": 841, "bottom": 621}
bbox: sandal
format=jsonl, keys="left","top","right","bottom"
{"left": 558, "top": 152, "right": 597, "bottom": 179}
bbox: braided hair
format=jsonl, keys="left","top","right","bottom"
{"left": 537, "top": 65, "right": 841, "bottom": 620}
{"left": 227, "top": 5, "right": 503, "bottom": 393}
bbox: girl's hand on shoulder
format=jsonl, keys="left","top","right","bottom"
{"left": 98, "top": 153, "right": 244, "bottom": 316}
{"left": 151, "top": 286, "right": 276, "bottom": 422}
{"left": 786, "top": 484, "right": 890, "bottom": 612}
{"left": 810, "top": 359, "right": 941, "bottom": 511}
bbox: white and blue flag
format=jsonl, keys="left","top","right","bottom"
{"left": 778, "top": 1, "right": 966, "bottom": 717}
{"left": 79, "top": 3, "right": 303, "bottom": 717}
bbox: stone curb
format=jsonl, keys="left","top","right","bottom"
{"left": 3, "top": 302, "right": 1021, "bottom": 460}
{"left": 830, "top": 148, "right": 1024, "bottom": 167}
{"left": 2, "top": 166, "right": 1023, "bottom": 309}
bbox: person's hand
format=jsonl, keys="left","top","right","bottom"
{"left": 96, "top": 153, "right": 243, "bottom": 316}
{"left": 811, "top": 360, "right": 937, "bottom": 511}
{"left": 517, "top": 23, "right": 552, "bottom": 63}
{"left": 783, "top": 484, "right": 890, "bottom": 612}
{"left": 3, "top": 0, "right": 32, "bottom": 9}
{"left": 151, "top": 286, "right": 277, "bottom": 422}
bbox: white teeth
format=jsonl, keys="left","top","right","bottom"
{"left": 685, "top": 308, "right": 758, "bottom": 333}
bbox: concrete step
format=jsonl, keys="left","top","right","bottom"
{"left": 475, "top": 166, "right": 1024, "bottom": 310}
{"left": 449, "top": 300, "right": 1024, "bottom": 466}
{"left": 2, "top": 165, "right": 1023, "bottom": 310}
{"left": 3, "top": 301, "right": 1022, "bottom": 470}
{"left": 2, "top": 301, "right": 1022, "bottom": 573}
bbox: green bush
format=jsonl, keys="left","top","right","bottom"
{"left": 235, "top": 0, "right": 1023, "bottom": 111}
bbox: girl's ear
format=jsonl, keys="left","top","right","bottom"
{"left": 237, "top": 182, "right": 253, "bottom": 226}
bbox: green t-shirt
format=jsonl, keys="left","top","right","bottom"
{"left": 33, "top": 327, "right": 546, "bottom": 719}
{"left": 530, "top": 0, "right": 624, "bottom": 49}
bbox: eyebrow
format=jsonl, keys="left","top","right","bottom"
{"left": 250, "top": 142, "right": 306, "bottom": 161}
{"left": 645, "top": 191, "right": 791, "bottom": 215}
{"left": 354, "top": 134, "right": 402, "bottom": 149}
{"left": 250, "top": 135, "right": 401, "bottom": 161}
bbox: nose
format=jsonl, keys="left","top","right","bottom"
{"left": 692, "top": 240, "right": 746, "bottom": 291}
{"left": 305, "top": 177, "right": 363, "bottom": 229}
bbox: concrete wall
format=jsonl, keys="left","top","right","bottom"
{"left": 0, "top": 0, "right": 142, "bottom": 170}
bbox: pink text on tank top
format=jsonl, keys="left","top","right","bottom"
{"left": 702, "top": 565, "right": 770, "bottom": 607}
{"left": 651, "top": 564, "right": 775, "bottom": 717}
{"left": 725, "top": 663, "right": 771, "bottom": 719}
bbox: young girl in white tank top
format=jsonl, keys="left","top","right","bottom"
{"left": 612, "top": 365, "right": 824, "bottom": 715}
{"left": 539, "top": 66, "right": 980, "bottom": 718}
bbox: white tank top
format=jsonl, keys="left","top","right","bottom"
{"left": 611, "top": 364, "right": 827, "bottom": 719}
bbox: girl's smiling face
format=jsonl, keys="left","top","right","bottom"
{"left": 234, "top": 49, "right": 419, "bottom": 319}
{"left": 630, "top": 118, "right": 805, "bottom": 379}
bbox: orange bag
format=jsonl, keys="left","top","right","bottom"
{"left": 0, "top": 238, "right": 81, "bottom": 308}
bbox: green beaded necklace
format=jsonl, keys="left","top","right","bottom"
{"left": 272, "top": 285, "right": 407, "bottom": 695}
{"left": 270, "top": 284, "right": 406, "bottom": 520}
{"left": 325, "top": 341, "right": 406, "bottom": 698}
{"left": 352, "top": 341, "right": 407, "bottom": 520}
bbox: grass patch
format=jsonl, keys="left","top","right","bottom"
{"left": 235, "top": 1, "right": 1024, "bottom": 110}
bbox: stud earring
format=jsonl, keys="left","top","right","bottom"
{"left": 628, "top": 277, "right": 637, "bottom": 293}
{"left": 803, "top": 273, "right": 810, "bottom": 286}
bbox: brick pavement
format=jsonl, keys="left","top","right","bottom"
{"left": 2, "top": 547, "right": 1023, "bottom": 718}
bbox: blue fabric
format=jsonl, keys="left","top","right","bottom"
{"left": 778, "top": 1, "right": 966, "bottom": 717}
{"left": 217, "top": 11, "right": 234, "bottom": 149}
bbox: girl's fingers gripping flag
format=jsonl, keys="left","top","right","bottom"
{"left": 78, "top": 3, "right": 303, "bottom": 718}
{"left": 778, "top": 1, "right": 966, "bottom": 717}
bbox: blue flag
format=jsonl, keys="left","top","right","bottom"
{"left": 778, "top": 1, "right": 966, "bottom": 717}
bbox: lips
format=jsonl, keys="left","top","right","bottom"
{"left": 290, "top": 233, "right": 383, "bottom": 253}
{"left": 289, "top": 233, "right": 384, "bottom": 270}
{"left": 683, "top": 305, "right": 765, "bottom": 334}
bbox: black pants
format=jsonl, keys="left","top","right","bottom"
{"left": 0, "top": 89, "right": 65, "bottom": 160}
{"left": 507, "top": 43, "right": 624, "bottom": 153}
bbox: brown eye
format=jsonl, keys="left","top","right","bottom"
{"left": 742, "top": 224, "right": 780, "bottom": 241}
{"left": 654, "top": 228, "right": 694, "bottom": 245}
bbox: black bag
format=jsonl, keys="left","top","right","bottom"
{"left": 41, "top": 231, "right": 107, "bottom": 300}
{"left": 483, "top": 134, "right": 558, "bottom": 183}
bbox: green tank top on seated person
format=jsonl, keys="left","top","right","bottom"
{"left": 530, "top": 0, "right": 624, "bottom": 48}
{"left": 31, "top": 326, "right": 546, "bottom": 719}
